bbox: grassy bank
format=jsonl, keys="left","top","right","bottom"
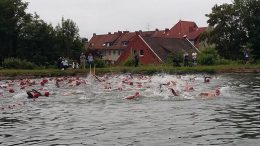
{"left": 0, "top": 64, "right": 259, "bottom": 79}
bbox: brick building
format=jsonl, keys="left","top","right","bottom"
{"left": 86, "top": 20, "right": 206, "bottom": 65}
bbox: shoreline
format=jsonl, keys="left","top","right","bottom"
{"left": 0, "top": 65, "right": 259, "bottom": 80}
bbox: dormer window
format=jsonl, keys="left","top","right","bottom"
{"left": 105, "top": 42, "right": 112, "bottom": 47}
{"left": 122, "top": 41, "right": 128, "bottom": 46}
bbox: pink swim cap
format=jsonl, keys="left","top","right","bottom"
{"left": 44, "top": 92, "right": 50, "bottom": 97}
{"left": 34, "top": 92, "right": 39, "bottom": 98}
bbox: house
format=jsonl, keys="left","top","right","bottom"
{"left": 86, "top": 31, "right": 140, "bottom": 64}
{"left": 116, "top": 34, "right": 198, "bottom": 65}
{"left": 167, "top": 20, "right": 207, "bottom": 47}
{"left": 86, "top": 32, "right": 122, "bottom": 64}
{"left": 86, "top": 20, "right": 206, "bottom": 64}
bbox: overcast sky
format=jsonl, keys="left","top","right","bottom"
{"left": 24, "top": 0, "right": 232, "bottom": 39}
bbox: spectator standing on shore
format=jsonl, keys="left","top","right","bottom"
{"left": 61, "top": 58, "right": 69, "bottom": 70}
{"left": 192, "top": 52, "right": 197, "bottom": 66}
{"left": 88, "top": 53, "right": 94, "bottom": 67}
{"left": 244, "top": 50, "right": 249, "bottom": 64}
{"left": 183, "top": 53, "right": 189, "bottom": 67}
{"left": 57, "top": 57, "right": 62, "bottom": 69}
{"left": 80, "top": 53, "right": 86, "bottom": 69}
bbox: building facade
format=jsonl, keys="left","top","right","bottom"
{"left": 86, "top": 20, "right": 206, "bottom": 65}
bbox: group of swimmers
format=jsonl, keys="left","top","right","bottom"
{"left": 0, "top": 75, "right": 222, "bottom": 102}
{"left": 91, "top": 74, "right": 221, "bottom": 100}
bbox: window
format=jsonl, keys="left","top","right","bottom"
{"left": 106, "top": 42, "right": 112, "bottom": 47}
{"left": 118, "top": 51, "right": 121, "bottom": 55}
{"left": 113, "top": 50, "right": 116, "bottom": 55}
{"left": 109, "top": 50, "right": 111, "bottom": 55}
{"left": 122, "top": 41, "right": 128, "bottom": 46}
{"left": 140, "top": 50, "right": 144, "bottom": 56}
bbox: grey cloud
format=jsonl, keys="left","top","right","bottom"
{"left": 24, "top": 0, "right": 232, "bottom": 39}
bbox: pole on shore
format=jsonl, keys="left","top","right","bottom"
{"left": 94, "top": 65, "right": 96, "bottom": 75}
{"left": 89, "top": 64, "right": 92, "bottom": 75}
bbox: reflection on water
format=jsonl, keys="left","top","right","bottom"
{"left": 0, "top": 74, "right": 260, "bottom": 145}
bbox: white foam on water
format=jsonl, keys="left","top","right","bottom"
{"left": 0, "top": 74, "right": 236, "bottom": 104}
{"left": 13, "top": 92, "right": 27, "bottom": 99}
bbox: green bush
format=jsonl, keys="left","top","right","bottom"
{"left": 215, "top": 58, "right": 231, "bottom": 65}
{"left": 3, "top": 58, "right": 37, "bottom": 69}
{"left": 94, "top": 58, "right": 106, "bottom": 68}
{"left": 170, "top": 51, "right": 183, "bottom": 67}
{"left": 256, "top": 59, "right": 260, "bottom": 64}
{"left": 124, "top": 56, "right": 135, "bottom": 67}
{"left": 198, "top": 44, "right": 219, "bottom": 65}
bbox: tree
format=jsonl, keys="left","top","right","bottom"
{"left": 237, "top": 0, "right": 260, "bottom": 58}
{"left": 0, "top": 1, "right": 85, "bottom": 67}
{"left": 0, "top": 0, "right": 31, "bottom": 62}
{"left": 56, "top": 17, "right": 84, "bottom": 60}
{"left": 17, "top": 14, "right": 57, "bottom": 65}
{"left": 206, "top": 0, "right": 260, "bottom": 59}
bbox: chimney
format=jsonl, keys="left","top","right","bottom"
{"left": 155, "top": 28, "right": 159, "bottom": 31}
{"left": 93, "top": 33, "right": 96, "bottom": 36}
{"left": 123, "top": 31, "right": 129, "bottom": 33}
{"left": 139, "top": 30, "right": 142, "bottom": 33}
{"left": 135, "top": 31, "right": 140, "bottom": 35}
{"left": 108, "top": 32, "right": 111, "bottom": 34}
{"left": 118, "top": 31, "right": 122, "bottom": 35}
{"left": 165, "top": 28, "right": 170, "bottom": 32}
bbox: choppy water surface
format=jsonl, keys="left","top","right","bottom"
{"left": 0, "top": 74, "right": 260, "bottom": 146}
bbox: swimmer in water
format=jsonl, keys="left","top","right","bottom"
{"left": 184, "top": 82, "right": 194, "bottom": 92}
{"left": 27, "top": 89, "right": 42, "bottom": 99}
{"left": 160, "top": 80, "right": 179, "bottom": 96}
{"left": 199, "top": 89, "right": 220, "bottom": 98}
{"left": 204, "top": 77, "right": 212, "bottom": 83}
{"left": 125, "top": 92, "right": 140, "bottom": 100}
{"left": 27, "top": 89, "right": 50, "bottom": 98}
{"left": 169, "top": 88, "right": 179, "bottom": 96}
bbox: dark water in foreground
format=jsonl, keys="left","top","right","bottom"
{"left": 1, "top": 74, "right": 260, "bottom": 146}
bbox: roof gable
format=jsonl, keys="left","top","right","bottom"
{"left": 168, "top": 20, "right": 198, "bottom": 38}
{"left": 141, "top": 36, "right": 195, "bottom": 62}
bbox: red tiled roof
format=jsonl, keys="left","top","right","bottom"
{"left": 168, "top": 20, "right": 198, "bottom": 38}
{"left": 151, "top": 30, "right": 171, "bottom": 37}
{"left": 112, "top": 32, "right": 136, "bottom": 50}
{"left": 86, "top": 33, "right": 121, "bottom": 50}
{"left": 187, "top": 27, "right": 207, "bottom": 40}
{"left": 86, "top": 20, "right": 207, "bottom": 51}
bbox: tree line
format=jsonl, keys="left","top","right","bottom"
{"left": 0, "top": 0, "right": 259, "bottom": 68}
{"left": 204, "top": 0, "right": 260, "bottom": 60}
{"left": 0, "top": 0, "right": 85, "bottom": 67}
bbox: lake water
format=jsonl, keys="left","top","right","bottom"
{"left": 0, "top": 74, "right": 260, "bottom": 146}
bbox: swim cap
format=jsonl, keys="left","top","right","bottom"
{"left": 44, "top": 92, "right": 50, "bottom": 97}
{"left": 40, "top": 82, "right": 45, "bottom": 86}
{"left": 9, "top": 88, "right": 15, "bottom": 93}
{"left": 43, "top": 79, "right": 48, "bottom": 83}
{"left": 34, "top": 92, "right": 39, "bottom": 98}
